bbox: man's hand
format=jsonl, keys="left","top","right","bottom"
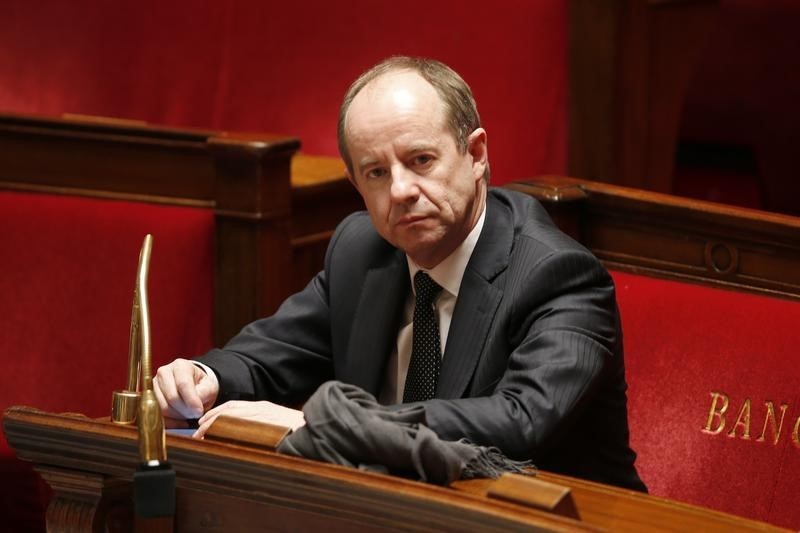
{"left": 193, "top": 400, "right": 306, "bottom": 439}
{"left": 154, "top": 358, "right": 219, "bottom": 428}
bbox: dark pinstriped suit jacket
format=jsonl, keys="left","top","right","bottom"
{"left": 199, "top": 188, "right": 646, "bottom": 491}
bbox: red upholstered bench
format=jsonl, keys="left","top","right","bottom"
{"left": 613, "top": 270, "right": 800, "bottom": 528}
{"left": 0, "top": 191, "right": 215, "bottom": 531}
{"left": 509, "top": 176, "right": 800, "bottom": 529}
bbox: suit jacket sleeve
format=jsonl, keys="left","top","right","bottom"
{"left": 422, "top": 246, "right": 621, "bottom": 460}
{"left": 195, "top": 232, "right": 342, "bottom": 407}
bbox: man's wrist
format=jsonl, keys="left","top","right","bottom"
{"left": 192, "top": 361, "right": 220, "bottom": 397}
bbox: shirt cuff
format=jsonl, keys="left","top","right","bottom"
{"left": 192, "top": 361, "right": 220, "bottom": 396}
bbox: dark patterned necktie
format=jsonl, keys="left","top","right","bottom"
{"left": 403, "top": 271, "right": 444, "bottom": 403}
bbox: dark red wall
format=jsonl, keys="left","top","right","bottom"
{"left": 0, "top": 0, "right": 568, "bottom": 185}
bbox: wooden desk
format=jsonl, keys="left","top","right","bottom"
{"left": 3, "top": 406, "right": 784, "bottom": 532}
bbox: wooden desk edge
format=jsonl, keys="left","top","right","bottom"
{"left": 3, "top": 406, "right": 789, "bottom": 533}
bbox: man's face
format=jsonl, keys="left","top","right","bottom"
{"left": 344, "top": 71, "right": 488, "bottom": 269}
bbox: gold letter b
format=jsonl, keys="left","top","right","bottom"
{"left": 702, "top": 391, "right": 729, "bottom": 435}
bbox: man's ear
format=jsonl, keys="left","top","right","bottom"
{"left": 467, "top": 128, "right": 488, "bottom": 181}
{"left": 345, "top": 167, "right": 359, "bottom": 190}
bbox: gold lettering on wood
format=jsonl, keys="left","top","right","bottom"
{"left": 702, "top": 391, "right": 729, "bottom": 435}
{"left": 756, "top": 402, "right": 789, "bottom": 445}
{"left": 727, "top": 398, "right": 752, "bottom": 439}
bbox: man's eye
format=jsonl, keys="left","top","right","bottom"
{"left": 412, "top": 155, "right": 433, "bottom": 166}
{"left": 366, "top": 168, "right": 387, "bottom": 179}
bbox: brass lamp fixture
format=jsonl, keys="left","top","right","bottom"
{"left": 110, "top": 235, "right": 175, "bottom": 527}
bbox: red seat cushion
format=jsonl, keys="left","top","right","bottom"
{"left": 0, "top": 190, "right": 215, "bottom": 530}
{"left": 612, "top": 270, "right": 800, "bottom": 529}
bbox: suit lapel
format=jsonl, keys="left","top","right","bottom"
{"left": 437, "top": 192, "right": 514, "bottom": 399}
{"left": 437, "top": 270, "right": 502, "bottom": 398}
{"left": 340, "top": 253, "right": 409, "bottom": 396}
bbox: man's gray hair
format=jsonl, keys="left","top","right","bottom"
{"left": 337, "top": 56, "right": 489, "bottom": 181}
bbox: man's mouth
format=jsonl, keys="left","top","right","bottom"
{"left": 396, "top": 214, "right": 429, "bottom": 226}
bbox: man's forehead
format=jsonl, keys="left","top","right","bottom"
{"left": 349, "top": 70, "right": 441, "bottom": 117}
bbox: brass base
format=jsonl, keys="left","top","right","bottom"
{"left": 111, "top": 390, "right": 140, "bottom": 424}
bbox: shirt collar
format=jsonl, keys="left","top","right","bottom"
{"left": 407, "top": 204, "right": 486, "bottom": 298}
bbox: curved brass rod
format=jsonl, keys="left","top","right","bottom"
{"left": 135, "top": 236, "right": 167, "bottom": 464}
{"left": 111, "top": 235, "right": 153, "bottom": 425}
{"left": 125, "top": 289, "right": 141, "bottom": 394}
{"left": 110, "top": 235, "right": 167, "bottom": 465}
{"left": 137, "top": 235, "right": 153, "bottom": 391}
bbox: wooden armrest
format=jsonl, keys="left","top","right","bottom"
{"left": 204, "top": 415, "right": 291, "bottom": 449}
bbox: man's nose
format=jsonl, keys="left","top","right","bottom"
{"left": 390, "top": 167, "right": 420, "bottom": 203}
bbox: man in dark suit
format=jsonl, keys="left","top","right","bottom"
{"left": 154, "top": 56, "right": 645, "bottom": 491}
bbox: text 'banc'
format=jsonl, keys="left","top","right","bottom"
{"left": 702, "top": 391, "right": 800, "bottom": 446}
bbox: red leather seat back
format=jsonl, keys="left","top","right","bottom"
{"left": 612, "top": 270, "right": 800, "bottom": 529}
{"left": 0, "top": 190, "right": 215, "bottom": 530}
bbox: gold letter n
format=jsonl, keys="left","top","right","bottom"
{"left": 756, "top": 401, "right": 789, "bottom": 445}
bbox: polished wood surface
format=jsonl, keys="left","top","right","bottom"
{"left": 508, "top": 176, "right": 800, "bottom": 300}
{"left": 0, "top": 112, "right": 362, "bottom": 345}
{"left": 3, "top": 407, "right": 587, "bottom": 532}
{"left": 3, "top": 406, "right": 785, "bottom": 532}
{"left": 455, "top": 473, "right": 784, "bottom": 533}
{"left": 205, "top": 415, "right": 289, "bottom": 449}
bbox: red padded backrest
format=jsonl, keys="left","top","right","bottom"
{"left": 612, "top": 270, "right": 800, "bottom": 529}
{"left": 0, "top": 190, "right": 215, "bottom": 530}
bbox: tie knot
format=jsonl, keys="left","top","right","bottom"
{"left": 414, "top": 271, "right": 442, "bottom": 305}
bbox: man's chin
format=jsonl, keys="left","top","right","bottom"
{"left": 396, "top": 236, "right": 449, "bottom": 265}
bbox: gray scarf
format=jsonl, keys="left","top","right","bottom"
{"left": 277, "top": 381, "right": 534, "bottom": 485}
